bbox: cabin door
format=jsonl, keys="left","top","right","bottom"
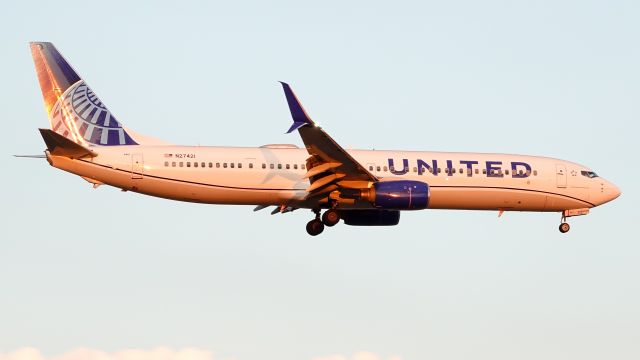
{"left": 131, "top": 153, "right": 144, "bottom": 179}
{"left": 555, "top": 164, "right": 566, "bottom": 188}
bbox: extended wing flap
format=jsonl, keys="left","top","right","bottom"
{"left": 303, "top": 162, "right": 342, "bottom": 179}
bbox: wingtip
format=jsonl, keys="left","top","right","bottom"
{"left": 280, "top": 81, "right": 314, "bottom": 130}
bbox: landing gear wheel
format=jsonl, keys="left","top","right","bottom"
{"left": 322, "top": 209, "right": 341, "bottom": 227}
{"left": 559, "top": 222, "right": 570, "bottom": 233}
{"left": 306, "top": 219, "right": 325, "bottom": 236}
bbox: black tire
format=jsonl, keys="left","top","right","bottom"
{"left": 322, "top": 209, "right": 341, "bottom": 227}
{"left": 559, "top": 222, "right": 570, "bottom": 233}
{"left": 306, "top": 219, "right": 325, "bottom": 236}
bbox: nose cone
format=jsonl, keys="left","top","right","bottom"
{"left": 608, "top": 182, "right": 621, "bottom": 201}
{"left": 595, "top": 180, "right": 621, "bottom": 206}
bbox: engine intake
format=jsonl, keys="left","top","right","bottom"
{"left": 369, "top": 180, "right": 429, "bottom": 210}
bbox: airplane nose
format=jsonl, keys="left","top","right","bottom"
{"left": 593, "top": 180, "right": 621, "bottom": 206}
{"left": 608, "top": 183, "right": 621, "bottom": 201}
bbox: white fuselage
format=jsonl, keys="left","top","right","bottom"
{"left": 45, "top": 145, "right": 619, "bottom": 212}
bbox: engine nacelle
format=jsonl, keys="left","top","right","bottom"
{"left": 371, "top": 180, "right": 429, "bottom": 210}
{"left": 341, "top": 210, "right": 401, "bottom": 226}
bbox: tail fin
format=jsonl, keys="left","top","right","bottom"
{"left": 30, "top": 42, "right": 137, "bottom": 146}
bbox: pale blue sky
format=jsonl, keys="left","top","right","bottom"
{"left": 1, "top": 1, "right": 639, "bottom": 359}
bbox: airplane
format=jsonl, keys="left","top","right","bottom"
{"left": 25, "top": 42, "right": 621, "bottom": 236}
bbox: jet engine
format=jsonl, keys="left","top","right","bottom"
{"left": 361, "top": 180, "right": 430, "bottom": 210}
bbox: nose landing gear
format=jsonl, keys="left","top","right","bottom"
{"left": 558, "top": 208, "right": 589, "bottom": 233}
{"left": 559, "top": 211, "right": 571, "bottom": 233}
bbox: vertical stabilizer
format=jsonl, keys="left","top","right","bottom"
{"left": 30, "top": 42, "right": 137, "bottom": 146}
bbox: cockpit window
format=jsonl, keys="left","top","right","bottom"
{"left": 581, "top": 170, "right": 598, "bottom": 178}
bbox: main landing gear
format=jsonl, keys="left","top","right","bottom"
{"left": 322, "top": 209, "right": 340, "bottom": 227}
{"left": 306, "top": 208, "right": 341, "bottom": 236}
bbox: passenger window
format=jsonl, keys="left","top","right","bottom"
{"left": 286, "top": 164, "right": 290, "bottom": 169}
{"left": 223, "top": 163, "right": 227, "bottom": 168}
{"left": 413, "top": 167, "right": 418, "bottom": 173}
{"left": 179, "top": 162, "right": 183, "bottom": 167}
{"left": 437, "top": 168, "right": 441, "bottom": 173}
{"left": 301, "top": 164, "right": 306, "bottom": 170}
{"left": 270, "top": 164, "right": 274, "bottom": 169}
{"left": 230, "top": 163, "right": 235, "bottom": 168}
{"left": 383, "top": 166, "right": 388, "bottom": 172}
{"left": 475, "top": 169, "right": 479, "bottom": 174}
{"left": 201, "top": 162, "right": 205, "bottom": 168}
{"left": 249, "top": 163, "right": 253, "bottom": 169}
{"left": 482, "top": 169, "right": 486, "bottom": 174}
{"left": 505, "top": 169, "right": 509, "bottom": 175}
{"left": 376, "top": 166, "right": 381, "bottom": 171}
{"left": 164, "top": 161, "right": 169, "bottom": 167}
{"left": 519, "top": 170, "right": 523, "bottom": 175}
{"left": 278, "top": 164, "right": 282, "bottom": 169}
{"left": 533, "top": 170, "right": 538, "bottom": 176}
{"left": 172, "top": 162, "right": 176, "bottom": 167}
{"left": 294, "top": 164, "right": 298, "bottom": 169}
{"left": 369, "top": 166, "right": 374, "bottom": 171}
{"left": 208, "top": 162, "right": 213, "bottom": 168}
{"left": 262, "top": 163, "right": 266, "bottom": 169}
{"left": 187, "top": 162, "right": 191, "bottom": 167}
{"left": 216, "top": 162, "right": 220, "bottom": 168}
{"left": 238, "top": 163, "right": 242, "bottom": 168}
{"left": 194, "top": 162, "right": 198, "bottom": 168}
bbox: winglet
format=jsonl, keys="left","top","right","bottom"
{"left": 280, "top": 82, "right": 315, "bottom": 133}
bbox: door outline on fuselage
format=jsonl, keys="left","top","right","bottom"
{"left": 131, "top": 153, "right": 144, "bottom": 179}
{"left": 556, "top": 164, "right": 566, "bottom": 188}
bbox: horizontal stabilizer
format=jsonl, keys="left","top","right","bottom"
{"left": 39, "top": 128, "right": 97, "bottom": 158}
{"left": 13, "top": 154, "right": 46, "bottom": 158}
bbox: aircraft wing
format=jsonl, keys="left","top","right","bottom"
{"left": 280, "top": 82, "right": 378, "bottom": 200}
